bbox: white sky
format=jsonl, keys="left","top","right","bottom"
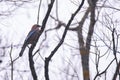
{"left": 0, "top": 0, "right": 120, "bottom": 80}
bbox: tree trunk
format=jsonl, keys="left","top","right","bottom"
{"left": 80, "top": 47, "right": 90, "bottom": 80}
{"left": 77, "top": 0, "right": 97, "bottom": 79}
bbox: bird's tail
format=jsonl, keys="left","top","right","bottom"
{"left": 19, "top": 44, "right": 27, "bottom": 57}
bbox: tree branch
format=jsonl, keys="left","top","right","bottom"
{"left": 9, "top": 45, "right": 13, "bottom": 80}
{"left": 28, "top": 0, "right": 55, "bottom": 80}
{"left": 44, "top": 0, "right": 85, "bottom": 80}
{"left": 86, "top": 0, "right": 97, "bottom": 51}
{"left": 112, "top": 28, "right": 119, "bottom": 79}
{"left": 94, "top": 58, "right": 115, "bottom": 80}
{"left": 29, "top": 44, "right": 37, "bottom": 80}
{"left": 37, "top": 0, "right": 42, "bottom": 24}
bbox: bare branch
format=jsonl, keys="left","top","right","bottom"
{"left": 94, "top": 58, "right": 115, "bottom": 80}
{"left": 27, "top": 0, "right": 55, "bottom": 80}
{"left": 37, "top": 0, "right": 42, "bottom": 24}
{"left": 9, "top": 45, "right": 13, "bottom": 80}
{"left": 45, "top": 0, "right": 85, "bottom": 80}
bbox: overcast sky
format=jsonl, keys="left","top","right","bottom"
{"left": 0, "top": 0, "right": 120, "bottom": 80}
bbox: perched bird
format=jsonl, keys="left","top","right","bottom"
{"left": 19, "top": 24, "right": 41, "bottom": 57}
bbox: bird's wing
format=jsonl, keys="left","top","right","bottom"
{"left": 25, "top": 30, "right": 36, "bottom": 42}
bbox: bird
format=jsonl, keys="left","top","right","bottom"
{"left": 19, "top": 24, "right": 41, "bottom": 57}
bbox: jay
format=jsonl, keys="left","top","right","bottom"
{"left": 19, "top": 24, "right": 41, "bottom": 57}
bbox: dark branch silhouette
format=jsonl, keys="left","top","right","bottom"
{"left": 29, "top": 44, "right": 38, "bottom": 80}
{"left": 28, "top": 0, "right": 55, "bottom": 80}
{"left": 44, "top": 0, "right": 85, "bottom": 80}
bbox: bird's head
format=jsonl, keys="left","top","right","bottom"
{"left": 31, "top": 24, "right": 41, "bottom": 30}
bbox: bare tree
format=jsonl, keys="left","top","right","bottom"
{"left": 0, "top": 0, "right": 120, "bottom": 80}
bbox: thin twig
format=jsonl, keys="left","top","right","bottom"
{"left": 94, "top": 58, "right": 115, "bottom": 80}
{"left": 9, "top": 45, "right": 13, "bottom": 80}
{"left": 37, "top": 0, "right": 42, "bottom": 24}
